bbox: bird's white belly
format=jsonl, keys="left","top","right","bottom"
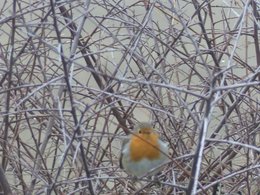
{"left": 124, "top": 157, "right": 167, "bottom": 177}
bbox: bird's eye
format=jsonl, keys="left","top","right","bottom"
{"left": 138, "top": 130, "right": 142, "bottom": 134}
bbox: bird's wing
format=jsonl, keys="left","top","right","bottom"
{"left": 119, "top": 136, "right": 130, "bottom": 169}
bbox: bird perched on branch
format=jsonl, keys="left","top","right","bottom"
{"left": 120, "top": 122, "right": 169, "bottom": 177}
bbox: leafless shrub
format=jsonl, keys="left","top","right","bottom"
{"left": 0, "top": 0, "right": 259, "bottom": 194}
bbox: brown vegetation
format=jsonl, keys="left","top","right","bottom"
{"left": 0, "top": 0, "right": 259, "bottom": 194}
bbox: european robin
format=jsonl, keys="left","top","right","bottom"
{"left": 120, "top": 122, "right": 169, "bottom": 177}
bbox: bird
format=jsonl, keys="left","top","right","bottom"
{"left": 120, "top": 122, "right": 169, "bottom": 177}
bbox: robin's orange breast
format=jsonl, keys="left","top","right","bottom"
{"left": 129, "top": 133, "right": 160, "bottom": 161}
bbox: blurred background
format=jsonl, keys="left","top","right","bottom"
{"left": 0, "top": 0, "right": 259, "bottom": 194}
